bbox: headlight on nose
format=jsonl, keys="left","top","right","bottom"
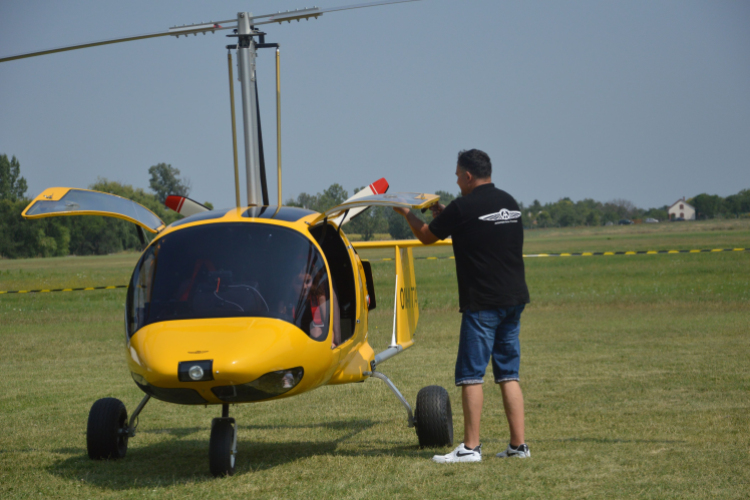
{"left": 178, "top": 360, "right": 214, "bottom": 382}
{"left": 211, "top": 367, "right": 304, "bottom": 402}
{"left": 188, "top": 365, "right": 204, "bottom": 381}
{"left": 251, "top": 368, "right": 304, "bottom": 394}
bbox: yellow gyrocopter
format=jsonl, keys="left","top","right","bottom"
{"left": 4, "top": 0, "right": 455, "bottom": 477}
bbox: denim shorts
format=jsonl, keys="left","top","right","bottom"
{"left": 455, "top": 304, "right": 525, "bottom": 386}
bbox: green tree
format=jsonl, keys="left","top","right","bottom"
{"left": 0, "top": 154, "right": 28, "bottom": 202}
{"left": 0, "top": 155, "right": 69, "bottom": 258}
{"left": 285, "top": 184, "right": 349, "bottom": 213}
{"left": 285, "top": 192, "right": 318, "bottom": 210}
{"left": 690, "top": 193, "right": 724, "bottom": 219}
{"left": 348, "top": 207, "right": 388, "bottom": 241}
{"left": 317, "top": 184, "right": 348, "bottom": 212}
{"left": 724, "top": 189, "right": 750, "bottom": 216}
{"left": 386, "top": 208, "right": 414, "bottom": 239}
{"left": 643, "top": 207, "right": 668, "bottom": 221}
{"left": 585, "top": 210, "right": 601, "bottom": 226}
{"left": 0, "top": 199, "right": 70, "bottom": 258}
{"left": 536, "top": 211, "right": 552, "bottom": 228}
{"left": 148, "top": 163, "right": 191, "bottom": 203}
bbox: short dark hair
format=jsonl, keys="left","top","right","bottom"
{"left": 457, "top": 149, "right": 492, "bottom": 179}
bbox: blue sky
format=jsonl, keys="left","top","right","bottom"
{"left": 1, "top": 0, "right": 748, "bottom": 210}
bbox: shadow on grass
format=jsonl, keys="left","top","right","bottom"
{"left": 539, "top": 437, "right": 686, "bottom": 444}
{"left": 140, "top": 426, "right": 205, "bottom": 438}
{"left": 46, "top": 418, "right": 435, "bottom": 489}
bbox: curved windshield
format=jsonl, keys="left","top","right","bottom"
{"left": 126, "top": 223, "right": 330, "bottom": 341}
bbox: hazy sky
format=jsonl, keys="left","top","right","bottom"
{"left": 1, "top": 0, "right": 748, "bottom": 210}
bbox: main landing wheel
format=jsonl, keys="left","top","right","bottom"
{"left": 87, "top": 398, "right": 129, "bottom": 460}
{"left": 209, "top": 418, "right": 237, "bottom": 477}
{"left": 414, "top": 385, "right": 453, "bottom": 448}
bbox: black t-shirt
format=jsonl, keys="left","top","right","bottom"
{"left": 428, "top": 183, "right": 530, "bottom": 312}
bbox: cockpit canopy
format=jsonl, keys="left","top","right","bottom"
{"left": 126, "top": 222, "right": 330, "bottom": 341}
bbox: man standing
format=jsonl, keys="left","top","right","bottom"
{"left": 393, "top": 149, "right": 530, "bottom": 463}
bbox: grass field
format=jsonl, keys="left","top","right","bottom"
{"left": 1, "top": 221, "right": 748, "bottom": 499}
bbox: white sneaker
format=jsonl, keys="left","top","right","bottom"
{"left": 431, "top": 443, "right": 482, "bottom": 463}
{"left": 496, "top": 443, "right": 530, "bottom": 458}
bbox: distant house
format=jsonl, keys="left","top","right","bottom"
{"left": 668, "top": 198, "right": 695, "bottom": 220}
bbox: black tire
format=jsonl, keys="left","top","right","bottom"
{"left": 87, "top": 397, "right": 129, "bottom": 460}
{"left": 414, "top": 385, "right": 453, "bottom": 448}
{"left": 209, "top": 420, "right": 236, "bottom": 477}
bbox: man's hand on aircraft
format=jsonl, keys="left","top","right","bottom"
{"left": 429, "top": 202, "right": 445, "bottom": 218}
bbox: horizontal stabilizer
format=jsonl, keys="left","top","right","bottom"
{"left": 165, "top": 195, "right": 210, "bottom": 217}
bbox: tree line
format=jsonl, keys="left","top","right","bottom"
{"left": 689, "top": 192, "right": 750, "bottom": 220}
{"left": 520, "top": 191, "right": 750, "bottom": 228}
{"left": 0, "top": 156, "right": 192, "bottom": 258}
{"left": 1, "top": 153, "right": 749, "bottom": 258}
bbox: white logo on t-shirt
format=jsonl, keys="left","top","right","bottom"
{"left": 479, "top": 208, "right": 522, "bottom": 223}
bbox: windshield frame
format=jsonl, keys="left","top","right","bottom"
{"left": 126, "top": 221, "right": 331, "bottom": 341}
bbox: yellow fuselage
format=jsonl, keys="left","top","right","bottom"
{"left": 125, "top": 209, "right": 374, "bottom": 405}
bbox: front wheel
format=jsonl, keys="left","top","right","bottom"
{"left": 414, "top": 385, "right": 453, "bottom": 448}
{"left": 87, "top": 398, "right": 129, "bottom": 459}
{"left": 209, "top": 419, "right": 236, "bottom": 477}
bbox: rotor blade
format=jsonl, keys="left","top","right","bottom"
{"left": 0, "top": 23, "right": 235, "bottom": 63}
{"left": 0, "top": 0, "right": 422, "bottom": 63}
{"left": 251, "top": 0, "right": 422, "bottom": 25}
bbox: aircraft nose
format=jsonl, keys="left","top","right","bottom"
{"left": 209, "top": 366, "right": 306, "bottom": 403}
{"left": 128, "top": 317, "right": 335, "bottom": 404}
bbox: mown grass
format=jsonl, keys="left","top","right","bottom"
{"left": 0, "top": 221, "right": 748, "bottom": 499}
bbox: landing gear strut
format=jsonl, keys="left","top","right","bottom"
{"left": 365, "top": 370, "right": 453, "bottom": 448}
{"left": 87, "top": 394, "right": 151, "bottom": 460}
{"left": 209, "top": 404, "right": 237, "bottom": 477}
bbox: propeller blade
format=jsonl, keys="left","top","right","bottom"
{"left": 165, "top": 195, "right": 210, "bottom": 217}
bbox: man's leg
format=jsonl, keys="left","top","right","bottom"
{"left": 492, "top": 304, "right": 526, "bottom": 448}
{"left": 462, "top": 383, "right": 483, "bottom": 449}
{"left": 499, "top": 380, "right": 524, "bottom": 447}
{"left": 454, "top": 310, "right": 498, "bottom": 450}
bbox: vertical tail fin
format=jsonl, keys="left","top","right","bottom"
{"left": 392, "top": 245, "right": 418, "bottom": 349}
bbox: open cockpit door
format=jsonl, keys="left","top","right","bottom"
{"left": 22, "top": 187, "right": 165, "bottom": 233}
{"left": 330, "top": 178, "right": 389, "bottom": 227}
{"left": 311, "top": 192, "right": 439, "bottom": 227}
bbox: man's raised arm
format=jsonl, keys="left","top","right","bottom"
{"left": 393, "top": 206, "right": 441, "bottom": 245}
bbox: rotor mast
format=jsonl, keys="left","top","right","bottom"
{"left": 236, "top": 13, "right": 263, "bottom": 207}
